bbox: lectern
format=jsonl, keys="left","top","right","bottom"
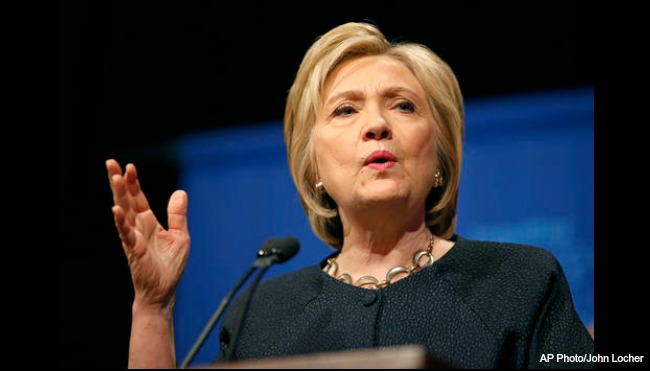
{"left": 197, "top": 345, "right": 453, "bottom": 369}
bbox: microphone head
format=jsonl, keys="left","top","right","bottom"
{"left": 257, "top": 236, "right": 300, "bottom": 263}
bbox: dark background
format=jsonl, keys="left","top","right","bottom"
{"left": 59, "top": 3, "right": 601, "bottom": 368}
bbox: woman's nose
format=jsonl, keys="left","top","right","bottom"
{"left": 363, "top": 117, "right": 392, "bottom": 141}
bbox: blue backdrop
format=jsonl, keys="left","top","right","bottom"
{"left": 173, "top": 87, "right": 594, "bottom": 364}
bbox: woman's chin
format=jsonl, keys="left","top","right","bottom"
{"left": 357, "top": 187, "right": 410, "bottom": 206}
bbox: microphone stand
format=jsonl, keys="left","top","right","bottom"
{"left": 178, "top": 265, "right": 257, "bottom": 368}
{"left": 222, "top": 257, "right": 274, "bottom": 361}
{"left": 179, "top": 237, "right": 299, "bottom": 368}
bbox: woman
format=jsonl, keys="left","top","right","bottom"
{"left": 107, "top": 22, "right": 594, "bottom": 368}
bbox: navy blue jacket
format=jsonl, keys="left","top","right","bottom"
{"left": 217, "top": 235, "right": 594, "bottom": 368}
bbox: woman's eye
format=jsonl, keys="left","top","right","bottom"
{"left": 395, "top": 100, "right": 415, "bottom": 112}
{"left": 333, "top": 104, "right": 356, "bottom": 117}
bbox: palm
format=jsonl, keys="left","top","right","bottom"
{"left": 128, "top": 209, "right": 187, "bottom": 304}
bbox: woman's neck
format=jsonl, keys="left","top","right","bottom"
{"left": 334, "top": 220, "right": 433, "bottom": 282}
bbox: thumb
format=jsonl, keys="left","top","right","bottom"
{"left": 167, "top": 190, "right": 189, "bottom": 233}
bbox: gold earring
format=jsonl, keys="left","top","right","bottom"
{"left": 433, "top": 169, "right": 444, "bottom": 188}
{"left": 315, "top": 179, "right": 326, "bottom": 194}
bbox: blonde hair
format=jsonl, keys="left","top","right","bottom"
{"left": 284, "top": 22, "right": 464, "bottom": 249}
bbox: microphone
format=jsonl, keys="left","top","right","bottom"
{"left": 255, "top": 236, "right": 300, "bottom": 266}
{"left": 179, "top": 236, "right": 300, "bottom": 368}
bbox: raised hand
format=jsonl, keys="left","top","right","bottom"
{"left": 106, "top": 159, "right": 190, "bottom": 310}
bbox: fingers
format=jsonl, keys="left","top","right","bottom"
{"left": 106, "top": 159, "right": 123, "bottom": 203}
{"left": 108, "top": 170, "right": 137, "bottom": 227}
{"left": 124, "top": 163, "right": 152, "bottom": 212}
{"left": 167, "top": 190, "right": 189, "bottom": 234}
{"left": 106, "top": 159, "right": 129, "bottom": 208}
{"left": 106, "top": 159, "right": 123, "bottom": 179}
{"left": 107, "top": 160, "right": 152, "bottom": 217}
{"left": 112, "top": 205, "right": 137, "bottom": 253}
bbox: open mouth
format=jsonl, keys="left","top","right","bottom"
{"left": 364, "top": 150, "right": 397, "bottom": 170}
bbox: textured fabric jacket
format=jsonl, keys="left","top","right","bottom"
{"left": 217, "top": 235, "right": 594, "bottom": 368}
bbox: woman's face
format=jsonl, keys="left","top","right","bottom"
{"left": 312, "top": 55, "right": 438, "bottom": 214}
